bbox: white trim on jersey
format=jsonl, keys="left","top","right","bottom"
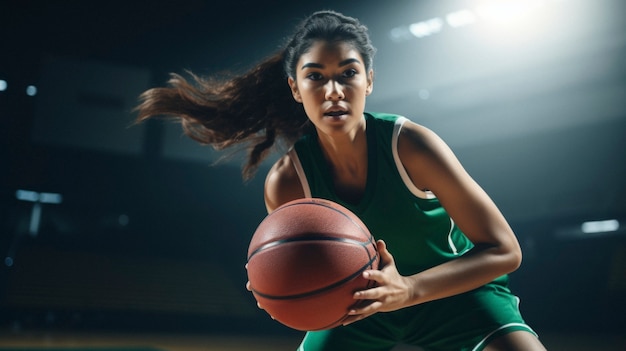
{"left": 288, "top": 148, "right": 312, "bottom": 198}
{"left": 391, "top": 117, "right": 437, "bottom": 200}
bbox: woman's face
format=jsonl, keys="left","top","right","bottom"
{"left": 288, "top": 40, "right": 373, "bottom": 138}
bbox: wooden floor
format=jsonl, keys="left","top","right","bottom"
{"left": 1, "top": 330, "right": 625, "bottom": 351}
{"left": 0, "top": 330, "right": 301, "bottom": 351}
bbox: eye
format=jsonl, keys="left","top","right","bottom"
{"left": 342, "top": 68, "right": 357, "bottom": 78}
{"left": 306, "top": 72, "right": 323, "bottom": 81}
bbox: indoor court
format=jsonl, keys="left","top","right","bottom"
{"left": 1, "top": 0, "right": 625, "bottom": 350}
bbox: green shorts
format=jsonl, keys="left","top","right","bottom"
{"left": 297, "top": 277, "right": 537, "bottom": 351}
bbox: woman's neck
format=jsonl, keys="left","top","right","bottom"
{"left": 317, "top": 118, "right": 367, "bottom": 174}
{"left": 316, "top": 118, "right": 368, "bottom": 203}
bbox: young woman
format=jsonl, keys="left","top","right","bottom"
{"left": 136, "top": 10, "right": 547, "bottom": 351}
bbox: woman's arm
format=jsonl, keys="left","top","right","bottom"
{"left": 264, "top": 153, "right": 306, "bottom": 213}
{"left": 247, "top": 153, "right": 306, "bottom": 304}
{"left": 344, "top": 120, "right": 522, "bottom": 323}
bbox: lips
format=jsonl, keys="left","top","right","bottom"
{"left": 325, "top": 110, "right": 347, "bottom": 117}
{"left": 324, "top": 107, "right": 349, "bottom": 117}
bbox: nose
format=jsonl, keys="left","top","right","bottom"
{"left": 324, "top": 80, "right": 345, "bottom": 101}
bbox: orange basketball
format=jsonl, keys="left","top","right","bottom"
{"left": 246, "top": 198, "right": 379, "bottom": 331}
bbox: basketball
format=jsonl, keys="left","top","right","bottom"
{"left": 246, "top": 198, "right": 379, "bottom": 331}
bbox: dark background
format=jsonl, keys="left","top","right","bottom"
{"left": 1, "top": 0, "right": 625, "bottom": 341}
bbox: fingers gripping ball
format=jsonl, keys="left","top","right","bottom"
{"left": 247, "top": 198, "right": 379, "bottom": 331}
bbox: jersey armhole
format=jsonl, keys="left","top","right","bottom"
{"left": 288, "top": 148, "right": 312, "bottom": 198}
{"left": 392, "top": 117, "right": 437, "bottom": 200}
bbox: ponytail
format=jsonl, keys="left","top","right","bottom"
{"left": 135, "top": 51, "right": 310, "bottom": 180}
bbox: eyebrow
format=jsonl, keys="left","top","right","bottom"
{"left": 301, "top": 58, "right": 362, "bottom": 70}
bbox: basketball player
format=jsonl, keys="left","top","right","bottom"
{"left": 135, "top": 10, "right": 547, "bottom": 351}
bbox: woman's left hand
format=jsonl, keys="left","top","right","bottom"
{"left": 342, "top": 240, "right": 414, "bottom": 326}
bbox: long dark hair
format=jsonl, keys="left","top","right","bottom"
{"left": 135, "top": 10, "right": 376, "bottom": 180}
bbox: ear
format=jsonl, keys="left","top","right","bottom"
{"left": 366, "top": 70, "right": 374, "bottom": 96}
{"left": 288, "top": 77, "right": 302, "bottom": 103}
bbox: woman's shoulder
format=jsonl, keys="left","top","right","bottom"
{"left": 395, "top": 116, "right": 465, "bottom": 193}
{"left": 263, "top": 152, "right": 305, "bottom": 212}
{"left": 397, "top": 118, "right": 446, "bottom": 153}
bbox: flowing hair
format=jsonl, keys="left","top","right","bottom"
{"left": 134, "top": 10, "right": 375, "bottom": 180}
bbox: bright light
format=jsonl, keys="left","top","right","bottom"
{"left": 475, "top": 0, "right": 547, "bottom": 24}
{"left": 446, "top": 9, "right": 477, "bottom": 28}
{"left": 389, "top": 26, "right": 413, "bottom": 42}
{"left": 389, "top": 0, "right": 559, "bottom": 42}
{"left": 39, "top": 192, "right": 63, "bottom": 204}
{"left": 16, "top": 189, "right": 63, "bottom": 204}
{"left": 409, "top": 18, "right": 444, "bottom": 38}
{"left": 581, "top": 220, "right": 620, "bottom": 234}
{"left": 29, "top": 203, "right": 42, "bottom": 235}
{"left": 0, "top": 80, "right": 6, "bottom": 91}
{"left": 472, "top": 0, "right": 553, "bottom": 43}
{"left": 26, "top": 85, "right": 37, "bottom": 96}
{"left": 16, "top": 189, "right": 39, "bottom": 202}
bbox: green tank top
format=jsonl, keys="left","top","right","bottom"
{"left": 291, "top": 112, "right": 474, "bottom": 275}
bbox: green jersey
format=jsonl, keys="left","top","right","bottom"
{"left": 289, "top": 112, "right": 537, "bottom": 351}
{"left": 291, "top": 112, "right": 474, "bottom": 276}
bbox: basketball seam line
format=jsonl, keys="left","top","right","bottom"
{"left": 247, "top": 236, "right": 371, "bottom": 260}
{"left": 250, "top": 253, "right": 379, "bottom": 300}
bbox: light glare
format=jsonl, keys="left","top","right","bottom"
{"left": 26, "top": 85, "right": 37, "bottom": 96}
{"left": 16, "top": 189, "right": 63, "bottom": 204}
{"left": 581, "top": 220, "right": 620, "bottom": 234}
{"left": 409, "top": 18, "right": 444, "bottom": 38}
{"left": 389, "top": 26, "right": 413, "bottom": 42}
{"left": 39, "top": 192, "right": 63, "bottom": 204}
{"left": 446, "top": 9, "right": 477, "bottom": 28}
{"left": 476, "top": 0, "right": 546, "bottom": 24}
{"left": 16, "top": 189, "right": 39, "bottom": 202}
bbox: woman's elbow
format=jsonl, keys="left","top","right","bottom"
{"left": 504, "top": 241, "right": 523, "bottom": 273}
